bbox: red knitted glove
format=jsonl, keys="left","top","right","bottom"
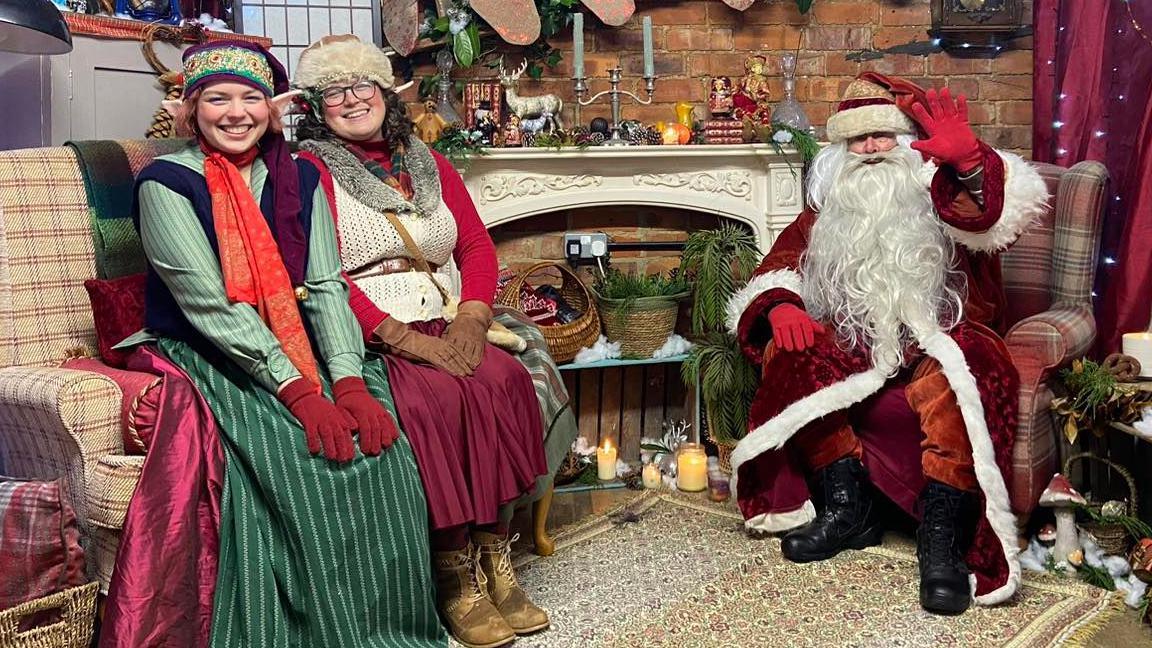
{"left": 908, "top": 88, "right": 984, "bottom": 174}
{"left": 332, "top": 376, "right": 400, "bottom": 456}
{"left": 279, "top": 378, "right": 357, "bottom": 463}
{"left": 767, "top": 303, "right": 825, "bottom": 352}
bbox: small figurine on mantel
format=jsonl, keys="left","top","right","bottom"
{"left": 708, "top": 76, "right": 735, "bottom": 120}
{"left": 474, "top": 99, "right": 499, "bottom": 146}
{"left": 732, "top": 54, "right": 772, "bottom": 124}
{"left": 502, "top": 114, "right": 524, "bottom": 147}
{"left": 412, "top": 99, "right": 448, "bottom": 144}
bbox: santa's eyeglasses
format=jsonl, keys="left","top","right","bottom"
{"left": 320, "top": 81, "right": 377, "bottom": 107}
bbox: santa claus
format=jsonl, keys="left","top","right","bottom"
{"left": 725, "top": 73, "right": 1049, "bottom": 615}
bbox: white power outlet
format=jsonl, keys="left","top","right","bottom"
{"left": 564, "top": 232, "right": 609, "bottom": 260}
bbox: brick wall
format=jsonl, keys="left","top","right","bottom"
{"left": 401, "top": 0, "right": 1035, "bottom": 270}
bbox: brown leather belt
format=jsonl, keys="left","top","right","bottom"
{"left": 350, "top": 258, "right": 441, "bottom": 279}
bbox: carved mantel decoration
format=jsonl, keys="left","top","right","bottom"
{"left": 459, "top": 145, "right": 806, "bottom": 253}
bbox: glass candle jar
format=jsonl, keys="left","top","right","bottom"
{"left": 676, "top": 443, "right": 708, "bottom": 492}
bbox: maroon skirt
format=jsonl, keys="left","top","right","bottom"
{"left": 383, "top": 319, "right": 547, "bottom": 530}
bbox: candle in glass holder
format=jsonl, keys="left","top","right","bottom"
{"left": 676, "top": 443, "right": 707, "bottom": 492}
{"left": 1122, "top": 332, "right": 1152, "bottom": 377}
{"left": 596, "top": 440, "right": 617, "bottom": 480}
{"left": 642, "top": 462, "right": 662, "bottom": 489}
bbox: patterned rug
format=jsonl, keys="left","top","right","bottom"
{"left": 506, "top": 492, "right": 1122, "bottom": 648}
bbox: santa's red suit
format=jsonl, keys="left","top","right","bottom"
{"left": 725, "top": 74, "right": 1049, "bottom": 606}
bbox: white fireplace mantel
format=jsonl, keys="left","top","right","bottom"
{"left": 459, "top": 144, "right": 806, "bottom": 252}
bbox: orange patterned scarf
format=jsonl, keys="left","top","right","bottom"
{"left": 200, "top": 140, "right": 321, "bottom": 390}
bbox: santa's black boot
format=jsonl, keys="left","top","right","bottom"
{"left": 780, "top": 457, "right": 883, "bottom": 563}
{"left": 916, "top": 480, "right": 980, "bottom": 615}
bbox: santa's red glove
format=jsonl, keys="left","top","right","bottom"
{"left": 332, "top": 376, "right": 400, "bottom": 456}
{"left": 908, "top": 88, "right": 984, "bottom": 174}
{"left": 767, "top": 303, "right": 825, "bottom": 353}
{"left": 279, "top": 378, "right": 357, "bottom": 463}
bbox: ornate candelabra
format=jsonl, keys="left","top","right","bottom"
{"left": 573, "top": 68, "right": 656, "bottom": 146}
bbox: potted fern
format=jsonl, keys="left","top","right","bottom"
{"left": 679, "top": 223, "right": 762, "bottom": 472}
{"left": 592, "top": 268, "right": 691, "bottom": 358}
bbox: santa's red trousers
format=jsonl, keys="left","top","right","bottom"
{"left": 770, "top": 346, "right": 979, "bottom": 493}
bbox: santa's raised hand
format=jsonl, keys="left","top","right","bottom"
{"left": 908, "top": 88, "right": 983, "bottom": 173}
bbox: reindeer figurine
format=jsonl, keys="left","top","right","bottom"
{"left": 498, "top": 59, "right": 564, "bottom": 131}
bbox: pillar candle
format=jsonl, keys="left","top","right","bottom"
{"left": 1122, "top": 332, "right": 1152, "bottom": 377}
{"left": 596, "top": 440, "right": 617, "bottom": 480}
{"left": 572, "top": 12, "right": 585, "bottom": 79}
{"left": 642, "top": 463, "right": 662, "bottom": 489}
{"left": 676, "top": 443, "right": 707, "bottom": 492}
{"left": 642, "top": 16, "right": 654, "bottom": 78}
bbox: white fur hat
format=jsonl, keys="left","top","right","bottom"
{"left": 824, "top": 76, "right": 916, "bottom": 144}
{"left": 292, "top": 34, "right": 397, "bottom": 91}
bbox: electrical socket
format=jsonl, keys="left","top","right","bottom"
{"left": 564, "top": 232, "right": 609, "bottom": 264}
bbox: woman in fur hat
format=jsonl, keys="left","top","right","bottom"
{"left": 100, "top": 41, "right": 445, "bottom": 647}
{"left": 292, "top": 34, "right": 569, "bottom": 648}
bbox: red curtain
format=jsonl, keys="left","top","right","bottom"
{"left": 1033, "top": 0, "right": 1152, "bottom": 353}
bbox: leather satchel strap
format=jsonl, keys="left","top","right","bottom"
{"left": 380, "top": 210, "right": 452, "bottom": 304}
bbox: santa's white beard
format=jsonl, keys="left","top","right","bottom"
{"left": 801, "top": 143, "right": 965, "bottom": 371}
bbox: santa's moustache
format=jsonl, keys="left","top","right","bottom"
{"left": 801, "top": 145, "right": 966, "bottom": 371}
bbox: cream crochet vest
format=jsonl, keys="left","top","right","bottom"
{"left": 332, "top": 184, "right": 458, "bottom": 323}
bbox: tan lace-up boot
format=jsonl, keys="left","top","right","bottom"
{"left": 473, "top": 531, "right": 550, "bottom": 634}
{"left": 432, "top": 544, "right": 516, "bottom": 648}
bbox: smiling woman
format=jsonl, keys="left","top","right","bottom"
{"left": 98, "top": 39, "right": 446, "bottom": 648}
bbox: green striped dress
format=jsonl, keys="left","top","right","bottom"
{"left": 134, "top": 147, "right": 446, "bottom": 647}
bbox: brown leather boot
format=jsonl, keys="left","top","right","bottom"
{"left": 473, "top": 531, "right": 550, "bottom": 635}
{"left": 432, "top": 544, "right": 516, "bottom": 648}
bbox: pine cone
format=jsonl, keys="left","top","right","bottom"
{"left": 1103, "top": 353, "right": 1142, "bottom": 382}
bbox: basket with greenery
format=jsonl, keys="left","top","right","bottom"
{"left": 591, "top": 268, "right": 690, "bottom": 358}
{"left": 678, "top": 224, "right": 762, "bottom": 472}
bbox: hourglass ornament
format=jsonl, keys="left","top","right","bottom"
{"left": 770, "top": 52, "right": 813, "bottom": 135}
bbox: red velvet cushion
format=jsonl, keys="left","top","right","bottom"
{"left": 62, "top": 358, "right": 161, "bottom": 455}
{"left": 84, "top": 273, "right": 146, "bottom": 368}
{"left": 0, "top": 477, "right": 86, "bottom": 609}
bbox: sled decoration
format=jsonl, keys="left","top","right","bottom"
{"left": 381, "top": 0, "right": 420, "bottom": 55}
{"left": 469, "top": 0, "right": 541, "bottom": 45}
{"left": 581, "top": 0, "right": 636, "bottom": 27}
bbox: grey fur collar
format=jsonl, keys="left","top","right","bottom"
{"left": 300, "top": 137, "right": 441, "bottom": 217}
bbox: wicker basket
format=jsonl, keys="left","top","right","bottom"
{"left": 1063, "top": 452, "right": 1138, "bottom": 555}
{"left": 496, "top": 262, "right": 601, "bottom": 364}
{"left": 0, "top": 582, "right": 98, "bottom": 648}
{"left": 595, "top": 291, "right": 689, "bottom": 359}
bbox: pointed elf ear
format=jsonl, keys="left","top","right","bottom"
{"left": 161, "top": 99, "right": 183, "bottom": 117}
{"left": 272, "top": 89, "right": 305, "bottom": 115}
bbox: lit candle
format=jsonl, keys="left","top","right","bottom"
{"left": 642, "top": 16, "right": 654, "bottom": 78}
{"left": 642, "top": 463, "right": 662, "bottom": 489}
{"left": 676, "top": 443, "right": 707, "bottom": 492}
{"left": 596, "top": 439, "right": 618, "bottom": 480}
{"left": 572, "top": 12, "right": 585, "bottom": 79}
{"left": 1122, "top": 332, "right": 1152, "bottom": 377}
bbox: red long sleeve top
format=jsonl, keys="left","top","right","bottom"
{"left": 299, "top": 144, "right": 499, "bottom": 341}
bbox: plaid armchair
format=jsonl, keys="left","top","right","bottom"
{"left": 1000, "top": 160, "right": 1108, "bottom": 518}
{"left": 0, "top": 141, "right": 180, "bottom": 592}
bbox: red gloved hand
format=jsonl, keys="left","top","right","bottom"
{"left": 908, "top": 88, "right": 984, "bottom": 173}
{"left": 767, "top": 303, "right": 825, "bottom": 353}
{"left": 332, "top": 376, "right": 400, "bottom": 456}
{"left": 279, "top": 378, "right": 357, "bottom": 463}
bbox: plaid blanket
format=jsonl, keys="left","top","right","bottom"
{"left": 495, "top": 306, "right": 578, "bottom": 475}
{"left": 0, "top": 477, "right": 87, "bottom": 609}
{"left": 66, "top": 139, "right": 185, "bottom": 279}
